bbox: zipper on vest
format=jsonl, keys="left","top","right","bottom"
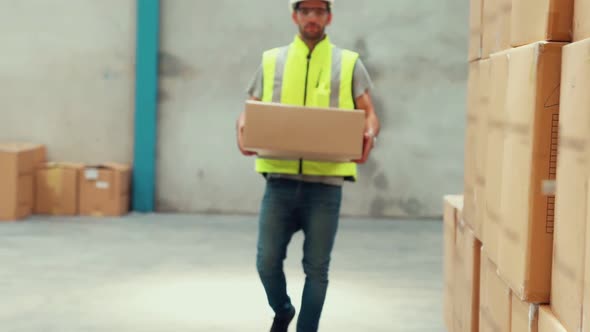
{"left": 303, "top": 52, "right": 311, "bottom": 105}
{"left": 300, "top": 52, "right": 311, "bottom": 175}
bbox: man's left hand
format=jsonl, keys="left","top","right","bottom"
{"left": 353, "top": 130, "right": 376, "bottom": 164}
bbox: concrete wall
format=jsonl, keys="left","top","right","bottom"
{"left": 0, "top": 0, "right": 468, "bottom": 218}
{"left": 0, "top": 0, "right": 136, "bottom": 164}
{"left": 157, "top": 0, "right": 469, "bottom": 218}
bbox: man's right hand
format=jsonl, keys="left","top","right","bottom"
{"left": 237, "top": 110, "right": 256, "bottom": 156}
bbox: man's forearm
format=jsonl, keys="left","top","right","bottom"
{"left": 355, "top": 91, "right": 380, "bottom": 137}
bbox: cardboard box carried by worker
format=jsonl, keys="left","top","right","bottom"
{"left": 242, "top": 100, "right": 365, "bottom": 162}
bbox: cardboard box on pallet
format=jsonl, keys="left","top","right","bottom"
{"left": 79, "top": 163, "right": 131, "bottom": 217}
{"left": 479, "top": 251, "right": 511, "bottom": 332}
{"left": 539, "top": 306, "right": 567, "bottom": 332}
{"left": 483, "top": 50, "right": 510, "bottom": 267}
{"left": 573, "top": 0, "right": 590, "bottom": 41}
{"left": 473, "top": 59, "right": 492, "bottom": 241}
{"left": 469, "top": 0, "right": 484, "bottom": 60}
{"left": 242, "top": 101, "right": 365, "bottom": 162}
{"left": 454, "top": 218, "right": 481, "bottom": 332}
{"left": 0, "top": 143, "right": 46, "bottom": 221}
{"left": 482, "top": 0, "right": 512, "bottom": 58}
{"left": 550, "top": 37, "right": 590, "bottom": 332}
{"left": 443, "top": 194, "right": 463, "bottom": 332}
{"left": 498, "top": 41, "right": 566, "bottom": 303}
{"left": 511, "top": 294, "right": 539, "bottom": 332}
{"left": 35, "top": 162, "right": 84, "bottom": 216}
{"left": 464, "top": 61, "right": 481, "bottom": 235}
{"left": 510, "top": 0, "right": 573, "bottom": 46}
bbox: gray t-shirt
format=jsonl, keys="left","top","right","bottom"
{"left": 246, "top": 57, "right": 374, "bottom": 186}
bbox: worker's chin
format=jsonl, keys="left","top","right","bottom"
{"left": 301, "top": 30, "right": 324, "bottom": 41}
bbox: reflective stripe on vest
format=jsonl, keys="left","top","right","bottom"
{"left": 256, "top": 35, "right": 360, "bottom": 180}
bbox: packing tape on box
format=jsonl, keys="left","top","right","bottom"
{"left": 549, "top": 10, "right": 571, "bottom": 35}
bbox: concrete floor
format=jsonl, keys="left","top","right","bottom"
{"left": 0, "top": 214, "right": 445, "bottom": 332}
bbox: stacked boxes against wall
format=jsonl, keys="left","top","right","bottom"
{"left": 445, "top": 0, "right": 590, "bottom": 330}
{"left": 0, "top": 144, "right": 131, "bottom": 221}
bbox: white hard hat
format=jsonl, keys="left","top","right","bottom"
{"left": 290, "top": 0, "right": 334, "bottom": 12}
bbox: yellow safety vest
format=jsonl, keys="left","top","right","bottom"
{"left": 256, "top": 34, "right": 360, "bottom": 180}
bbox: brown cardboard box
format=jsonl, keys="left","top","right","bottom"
{"left": 242, "top": 101, "right": 365, "bottom": 162}
{"left": 454, "top": 219, "right": 482, "bottom": 332}
{"left": 443, "top": 194, "right": 463, "bottom": 332}
{"left": 469, "top": 0, "right": 484, "bottom": 60}
{"left": 512, "top": 294, "right": 539, "bottom": 332}
{"left": 464, "top": 61, "right": 481, "bottom": 234}
{"left": 498, "top": 41, "right": 566, "bottom": 303}
{"left": 483, "top": 50, "right": 510, "bottom": 267}
{"left": 35, "top": 162, "right": 84, "bottom": 216}
{"left": 511, "top": 0, "right": 574, "bottom": 46}
{"left": 473, "top": 59, "right": 492, "bottom": 241}
{"left": 0, "top": 143, "right": 46, "bottom": 221}
{"left": 573, "top": 0, "right": 590, "bottom": 41}
{"left": 482, "top": 0, "right": 512, "bottom": 57}
{"left": 79, "top": 163, "right": 130, "bottom": 217}
{"left": 551, "top": 37, "right": 590, "bottom": 332}
{"left": 479, "top": 252, "right": 511, "bottom": 332}
{"left": 539, "top": 306, "right": 567, "bottom": 332}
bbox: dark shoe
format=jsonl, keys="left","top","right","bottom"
{"left": 270, "top": 306, "right": 296, "bottom": 332}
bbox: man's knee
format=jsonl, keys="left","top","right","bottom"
{"left": 257, "top": 252, "right": 283, "bottom": 276}
{"left": 302, "top": 259, "right": 330, "bottom": 282}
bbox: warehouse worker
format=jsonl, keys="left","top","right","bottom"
{"left": 236, "top": 0, "right": 380, "bottom": 331}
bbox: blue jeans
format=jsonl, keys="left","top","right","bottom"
{"left": 256, "top": 177, "right": 342, "bottom": 332}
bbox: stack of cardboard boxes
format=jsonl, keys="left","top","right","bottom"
{"left": 445, "top": 0, "right": 590, "bottom": 330}
{"left": 0, "top": 143, "right": 131, "bottom": 221}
